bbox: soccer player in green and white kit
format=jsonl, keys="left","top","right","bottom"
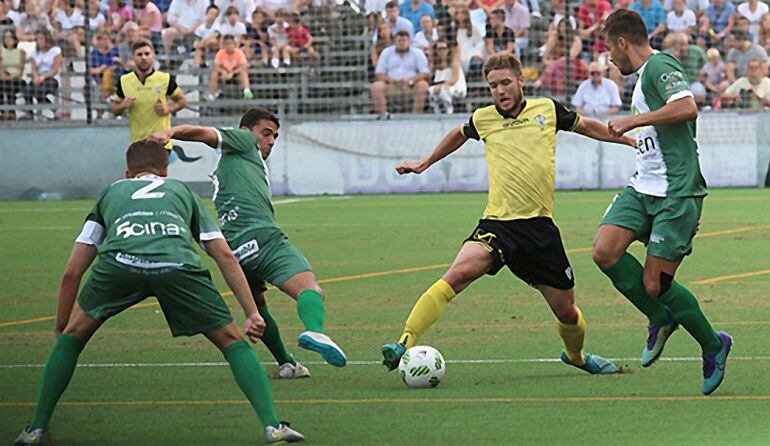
{"left": 593, "top": 10, "right": 732, "bottom": 395}
{"left": 149, "top": 108, "right": 347, "bottom": 371}
{"left": 15, "top": 141, "right": 304, "bottom": 446}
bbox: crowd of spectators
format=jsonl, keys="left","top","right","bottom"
{"left": 2, "top": 0, "right": 770, "bottom": 120}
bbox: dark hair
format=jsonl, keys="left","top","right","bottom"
{"left": 732, "top": 30, "right": 749, "bottom": 41}
{"left": 126, "top": 140, "right": 169, "bottom": 175}
{"left": 431, "top": 38, "right": 453, "bottom": 68}
{"left": 206, "top": 4, "right": 219, "bottom": 13}
{"left": 601, "top": 9, "right": 648, "bottom": 45}
{"left": 491, "top": 8, "right": 505, "bottom": 20}
{"left": 385, "top": 1, "right": 398, "bottom": 9}
{"left": 482, "top": 53, "right": 522, "bottom": 78}
{"left": 3, "top": 29, "right": 19, "bottom": 49}
{"left": 239, "top": 107, "right": 280, "bottom": 129}
{"left": 132, "top": 38, "right": 153, "bottom": 53}
{"left": 395, "top": 29, "right": 410, "bottom": 38}
{"left": 223, "top": 34, "right": 235, "bottom": 41}
{"left": 225, "top": 5, "right": 239, "bottom": 16}
{"left": 35, "top": 28, "right": 55, "bottom": 50}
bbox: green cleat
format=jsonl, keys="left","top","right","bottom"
{"left": 381, "top": 343, "right": 406, "bottom": 371}
{"left": 560, "top": 351, "right": 620, "bottom": 374}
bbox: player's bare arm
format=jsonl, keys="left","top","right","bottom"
{"left": 608, "top": 96, "right": 698, "bottom": 136}
{"left": 396, "top": 126, "right": 468, "bottom": 174}
{"left": 55, "top": 243, "right": 98, "bottom": 335}
{"left": 574, "top": 116, "right": 636, "bottom": 147}
{"left": 204, "top": 237, "right": 265, "bottom": 342}
{"left": 149, "top": 124, "right": 219, "bottom": 148}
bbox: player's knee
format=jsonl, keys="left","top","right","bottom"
{"left": 554, "top": 304, "right": 578, "bottom": 325}
{"left": 642, "top": 274, "right": 661, "bottom": 298}
{"left": 444, "top": 265, "right": 478, "bottom": 290}
{"left": 592, "top": 243, "right": 619, "bottom": 270}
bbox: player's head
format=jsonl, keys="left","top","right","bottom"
{"left": 239, "top": 107, "right": 280, "bottom": 160}
{"left": 132, "top": 39, "right": 155, "bottom": 72}
{"left": 482, "top": 53, "right": 525, "bottom": 113}
{"left": 126, "top": 140, "right": 169, "bottom": 178}
{"left": 601, "top": 9, "right": 650, "bottom": 75}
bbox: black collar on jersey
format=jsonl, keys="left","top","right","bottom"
{"left": 496, "top": 99, "right": 527, "bottom": 119}
{"left": 133, "top": 68, "right": 157, "bottom": 85}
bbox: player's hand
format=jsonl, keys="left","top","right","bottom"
{"left": 243, "top": 313, "right": 266, "bottom": 342}
{"left": 621, "top": 135, "right": 636, "bottom": 148}
{"left": 154, "top": 99, "right": 170, "bottom": 116}
{"left": 33, "top": 75, "right": 43, "bottom": 86}
{"left": 147, "top": 130, "right": 173, "bottom": 146}
{"left": 122, "top": 96, "right": 135, "bottom": 109}
{"left": 608, "top": 115, "right": 637, "bottom": 137}
{"left": 396, "top": 160, "right": 425, "bottom": 175}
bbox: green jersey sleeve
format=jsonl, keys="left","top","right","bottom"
{"left": 216, "top": 127, "right": 260, "bottom": 156}
{"left": 190, "top": 191, "right": 224, "bottom": 242}
{"left": 75, "top": 186, "right": 109, "bottom": 245}
{"left": 644, "top": 53, "right": 694, "bottom": 106}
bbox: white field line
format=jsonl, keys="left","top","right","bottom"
{"left": 1, "top": 356, "right": 769, "bottom": 369}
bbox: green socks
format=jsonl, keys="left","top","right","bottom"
{"left": 297, "top": 290, "right": 325, "bottom": 333}
{"left": 603, "top": 253, "right": 670, "bottom": 326}
{"left": 223, "top": 340, "right": 280, "bottom": 429}
{"left": 258, "top": 306, "right": 294, "bottom": 366}
{"left": 658, "top": 282, "right": 722, "bottom": 354}
{"left": 29, "top": 333, "right": 85, "bottom": 430}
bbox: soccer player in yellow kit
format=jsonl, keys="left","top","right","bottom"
{"left": 382, "top": 53, "right": 635, "bottom": 374}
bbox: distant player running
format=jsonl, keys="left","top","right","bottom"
{"left": 15, "top": 141, "right": 303, "bottom": 446}
{"left": 381, "top": 54, "right": 635, "bottom": 374}
{"left": 593, "top": 10, "right": 731, "bottom": 395}
{"left": 149, "top": 108, "right": 347, "bottom": 372}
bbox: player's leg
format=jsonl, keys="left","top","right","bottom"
{"left": 381, "top": 241, "right": 495, "bottom": 370}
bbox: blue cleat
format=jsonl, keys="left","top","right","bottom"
{"left": 641, "top": 312, "right": 679, "bottom": 368}
{"left": 561, "top": 351, "right": 620, "bottom": 374}
{"left": 702, "top": 331, "right": 733, "bottom": 395}
{"left": 381, "top": 343, "right": 406, "bottom": 371}
{"left": 297, "top": 331, "right": 347, "bottom": 367}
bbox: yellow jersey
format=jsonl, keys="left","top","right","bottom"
{"left": 462, "top": 97, "right": 580, "bottom": 221}
{"left": 116, "top": 69, "right": 181, "bottom": 149}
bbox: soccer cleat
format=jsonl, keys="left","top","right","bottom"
{"left": 560, "top": 351, "right": 620, "bottom": 374}
{"left": 641, "top": 312, "right": 679, "bottom": 368}
{"left": 702, "top": 331, "right": 733, "bottom": 395}
{"left": 380, "top": 342, "right": 406, "bottom": 371}
{"left": 279, "top": 360, "right": 311, "bottom": 379}
{"left": 297, "top": 331, "right": 347, "bottom": 367}
{"left": 265, "top": 422, "right": 305, "bottom": 444}
{"left": 14, "top": 427, "right": 46, "bottom": 446}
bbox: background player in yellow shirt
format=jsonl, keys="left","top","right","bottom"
{"left": 381, "top": 53, "right": 636, "bottom": 374}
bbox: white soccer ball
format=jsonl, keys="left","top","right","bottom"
{"left": 398, "top": 346, "right": 445, "bottom": 389}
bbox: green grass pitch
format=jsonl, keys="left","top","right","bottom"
{"left": 1, "top": 189, "right": 769, "bottom": 445}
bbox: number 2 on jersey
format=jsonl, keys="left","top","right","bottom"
{"left": 132, "top": 180, "right": 166, "bottom": 200}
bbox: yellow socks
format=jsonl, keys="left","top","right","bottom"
{"left": 557, "top": 306, "right": 586, "bottom": 365}
{"left": 398, "top": 279, "right": 456, "bottom": 349}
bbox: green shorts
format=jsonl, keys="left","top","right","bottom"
{"left": 600, "top": 187, "right": 704, "bottom": 261}
{"left": 78, "top": 256, "right": 233, "bottom": 337}
{"left": 231, "top": 228, "right": 312, "bottom": 294}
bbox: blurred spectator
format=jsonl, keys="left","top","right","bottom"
{"left": 662, "top": 0, "right": 708, "bottom": 15}
{"left": 704, "top": 0, "right": 735, "bottom": 42}
{"left": 501, "top": 0, "right": 528, "bottom": 57}
{"left": 22, "top": 28, "right": 61, "bottom": 120}
{"left": 268, "top": 8, "right": 290, "bottom": 68}
{"left": 485, "top": 8, "right": 514, "bottom": 55}
{"left": 161, "top": 0, "right": 208, "bottom": 61}
{"left": 384, "top": 1, "right": 414, "bottom": 38}
{"left": 428, "top": 39, "right": 465, "bottom": 113}
{"left": 89, "top": 28, "right": 120, "bottom": 106}
{"left": 614, "top": 0, "right": 632, "bottom": 9}
{"left": 722, "top": 57, "right": 770, "bottom": 108}
{"left": 4, "top": 0, "right": 20, "bottom": 26}
{"left": 413, "top": 14, "right": 438, "bottom": 54}
{"left": 16, "top": 0, "right": 53, "bottom": 42}
{"left": 699, "top": 47, "right": 726, "bottom": 103}
{"left": 87, "top": 0, "right": 107, "bottom": 30}
{"left": 245, "top": 8, "right": 269, "bottom": 65}
{"left": 468, "top": 0, "right": 487, "bottom": 29}
{"left": 365, "top": 0, "right": 387, "bottom": 33}
{"left": 758, "top": 12, "right": 770, "bottom": 51}
{"left": 571, "top": 61, "right": 621, "bottom": 118}
{"left": 370, "top": 29, "right": 430, "bottom": 117}
{"left": 433, "top": 0, "right": 452, "bottom": 34}
{"left": 453, "top": 6, "right": 485, "bottom": 76}
{"left": 193, "top": 5, "right": 221, "bottom": 67}
{"left": 534, "top": 56, "right": 587, "bottom": 101}
{"left": 0, "top": 2, "right": 14, "bottom": 28}
{"left": 738, "top": 0, "right": 768, "bottom": 42}
{"left": 287, "top": 12, "right": 316, "bottom": 64}
{"left": 53, "top": 0, "right": 85, "bottom": 57}
{"left": 665, "top": 0, "right": 696, "bottom": 36}
{"left": 116, "top": 21, "right": 141, "bottom": 72}
{"left": 134, "top": 0, "right": 163, "bottom": 47}
{"left": 542, "top": 17, "right": 581, "bottom": 65}
{"left": 219, "top": 5, "right": 248, "bottom": 43}
{"left": 630, "top": 0, "right": 665, "bottom": 47}
{"left": 665, "top": 31, "right": 707, "bottom": 103}
{"left": 726, "top": 30, "right": 767, "bottom": 82}
{"left": 207, "top": 34, "right": 252, "bottom": 100}
{"left": 400, "top": 0, "right": 434, "bottom": 31}
{"left": 107, "top": 0, "right": 132, "bottom": 33}
{"left": 549, "top": 0, "right": 576, "bottom": 31}
{"left": 371, "top": 18, "right": 392, "bottom": 67}
{"left": 253, "top": 0, "right": 297, "bottom": 19}
{"left": 578, "top": 0, "right": 610, "bottom": 55}
{"left": 0, "top": 28, "right": 25, "bottom": 120}
{"left": 215, "top": 0, "right": 255, "bottom": 22}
